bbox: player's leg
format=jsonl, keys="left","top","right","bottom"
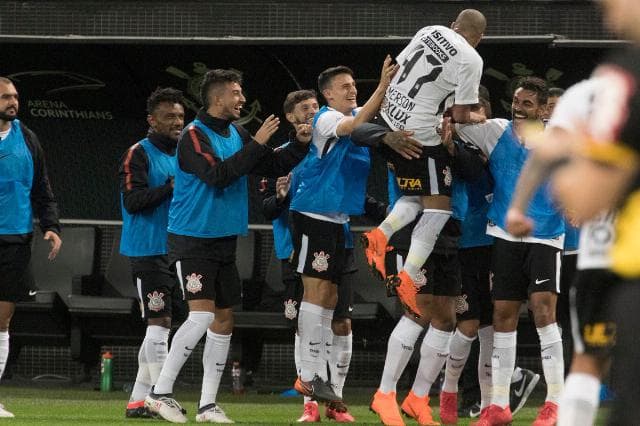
{"left": 558, "top": 269, "right": 618, "bottom": 426}
{"left": 127, "top": 259, "right": 173, "bottom": 418}
{"left": 290, "top": 212, "right": 342, "bottom": 403}
{"left": 527, "top": 243, "right": 564, "bottom": 426}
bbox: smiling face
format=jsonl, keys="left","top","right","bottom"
{"left": 511, "top": 87, "right": 545, "bottom": 122}
{"left": 322, "top": 73, "right": 358, "bottom": 115}
{"left": 211, "top": 81, "right": 246, "bottom": 120}
{"left": 0, "top": 81, "right": 19, "bottom": 125}
{"left": 286, "top": 97, "right": 319, "bottom": 125}
{"left": 148, "top": 101, "right": 185, "bottom": 141}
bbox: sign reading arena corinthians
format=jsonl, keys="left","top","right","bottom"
{"left": 0, "top": 41, "right": 613, "bottom": 220}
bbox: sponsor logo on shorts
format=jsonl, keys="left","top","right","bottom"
{"left": 312, "top": 251, "right": 330, "bottom": 272}
{"left": 283, "top": 298, "right": 298, "bottom": 320}
{"left": 414, "top": 268, "right": 427, "bottom": 287}
{"left": 397, "top": 177, "right": 423, "bottom": 191}
{"left": 455, "top": 294, "right": 469, "bottom": 314}
{"left": 147, "top": 291, "right": 166, "bottom": 312}
{"left": 185, "top": 273, "right": 204, "bottom": 294}
{"left": 443, "top": 166, "right": 452, "bottom": 187}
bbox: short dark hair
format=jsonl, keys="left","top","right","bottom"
{"left": 548, "top": 87, "right": 565, "bottom": 98}
{"left": 283, "top": 89, "right": 317, "bottom": 114}
{"left": 146, "top": 87, "right": 185, "bottom": 114}
{"left": 200, "top": 69, "right": 243, "bottom": 109}
{"left": 317, "top": 66, "right": 354, "bottom": 93}
{"left": 515, "top": 76, "right": 548, "bottom": 105}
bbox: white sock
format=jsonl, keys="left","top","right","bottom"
{"left": 0, "top": 331, "right": 8, "bottom": 379}
{"left": 492, "top": 331, "right": 517, "bottom": 408}
{"left": 130, "top": 340, "right": 151, "bottom": 402}
{"left": 403, "top": 210, "right": 451, "bottom": 280}
{"left": 298, "top": 302, "right": 324, "bottom": 382}
{"left": 537, "top": 323, "right": 564, "bottom": 403}
{"left": 319, "top": 308, "right": 334, "bottom": 382}
{"left": 412, "top": 326, "right": 452, "bottom": 397}
{"left": 154, "top": 311, "right": 214, "bottom": 395}
{"left": 558, "top": 372, "right": 600, "bottom": 426}
{"left": 478, "top": 326, "right": 494, "bottom": 410}
{"left": 511, "top": 366, "right": 523, "bottom": 383}
{"left": 379, "top": 316, "right": 423, "bottom": 393}
{"left": 294, "top": 332, "right": 302, "bottom": 377}
{"left": 200, "top": 330, "right": 231, "bottom": 408}
{"left": 443, "top": 328, "right": 476, "bottom": 393}
{"left": 379, "top": 196, "right": 423, "bottom": 239}
{"left": 329, "top": 333, "right": 352, "bottom": 398}
{"left": 145, "top": 325, "right": 170, "bottom": 384}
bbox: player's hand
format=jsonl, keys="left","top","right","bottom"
{"left": 505, "top": 208, "right": 533, "bottom": 237}
{"left": 276, "top": 173, "right": 292, "bottom": 200}
{"left": 378, "top": 55, "right": 399, "bottom": 90}
{"left": 441, "top": 117, "right": 456, "bottom": 156}
{"left": 295, "top": 123, "right": 312, "bottom": 144}
{"left": 382, "top": 130, "right": 422, "bottom": 159}
{"left": 254, "top": 114, "right": 280, "bottom": 145}
{"left": 44, "top": 231, "right": 62, "bottom": 260}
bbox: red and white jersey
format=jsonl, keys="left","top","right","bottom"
{"left": 380, "top": 25, "right": 483, "bottom": 146}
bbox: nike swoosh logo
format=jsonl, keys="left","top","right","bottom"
{"left": 309, "top": 342, "right": 320, "bottom": 346}
{"left": 535, "top": 278, "right": 550, "bottom": 285}
{"left": 449, "top": 356, "right": 465, "bottom": 361}
{"left": 215, "top": 362, "right": 225, "bottom": 366}
{"left": 513, "top": 378, "right": 527, "bottom": 397}
{"left": 336, "top": 364, "right": 349, "bottom": 368}
{"left": 325, "top": 343, "right": 332, "bottom": 347}
{"left": 184, "top": 346, "right": 194, "bottom": 351}
{"left": 28, "top": 290, "right": 37, "bottom": 296}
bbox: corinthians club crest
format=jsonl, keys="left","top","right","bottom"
{"left": 185, "top": 273, "right": 203, "bottom": 294}
{"left": 147, "top": 291, "right": 165, "bottom": 312}
{"left": 414, "top": 268, "right": 428, "bottom": 288}
{"left": 455, "top": 294, "right": 469, "bottom": 314}
{"left": 284, "top": 299, "right": 298, "bottom": 320}
{"left": 312, "top": 251, "right": 330, "bottom": 272}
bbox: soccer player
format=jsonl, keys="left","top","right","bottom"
{"left": 505, "top": 76, "right": 618, "bottom": 426}
{"left": 288, "top": 58, "right": 398, "bottom": 404}
{"left": 119, "top": 87, "right": 186, "bottom": 418}
{"left": 0, "top": 77, "right": 62, "bottom": 418}
{"left": 144, "top": 69, "right": 311, "bottom": 423}
{"left": 455, "top": 77, "right": 565, "bottom": 426}
{"left": 361, "top": 9, "right": 487, "bottom": 318}
{"left": 541, "top": 87, "right": 564, "bottom": 122}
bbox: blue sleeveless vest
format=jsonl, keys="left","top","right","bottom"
{"left": 120, "top": 139, "right": 176, "bottom": 256}
{"left": 459, "top": 171, "right": 494, "bottom": 249}
{"left": 487, "top": 122, "right": 564, "bottom": 239}
{"left": 0, "top": 120, "right": 34, "bottom": 234}
{"left": 168, "top": 120, "right": 248, "bottom": 238}
{"left": 290, "top": 106, "right": 370, "bottom": 215}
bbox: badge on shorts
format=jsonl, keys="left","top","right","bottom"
{"left": 414, "top": 268, "right": 427, "bottom": 288}
{"left": 455, "top": 294, "right": 469, "bottom": 314}
{"left": 312, "top": 251, "right": 330, "bottom": 272}
{"left": 147, "top": 291, "right": 165, "bottom": 312}
{"left": 443, "top": 166, "right": 452, "bottom": 187}
{"left": 283, "top": 299, "right": 298, "bottom": 320}
{"left": 185, "top": 273, "right": 203, "bottom": 294}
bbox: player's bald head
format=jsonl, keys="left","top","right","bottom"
{"left": 452, "top": 9, "right": 486, "bottom": 47}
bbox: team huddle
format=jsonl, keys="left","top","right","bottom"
{"left": 1, "top": 1, "right": 640, "bottom": 425}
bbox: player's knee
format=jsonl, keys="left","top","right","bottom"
{"left": 331, "top": 317, "right": 351, "bottom": 335}
{"left": 530, "top": 299, "right": 556, "bottom": 326}
{"left": 147, "top": 316, "right": 171, "bottom": 329}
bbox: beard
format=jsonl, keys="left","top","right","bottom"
{"left": 0, "top": 110, "right": 17, "bottom": 121}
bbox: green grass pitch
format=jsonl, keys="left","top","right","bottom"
{"left": 0, "top": 385, "right": 610, "bottom": 424}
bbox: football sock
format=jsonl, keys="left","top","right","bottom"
{"left": 200, "top": 330, "right": 231, "bottom": 408}
{"left": 379, "top": 316, "right": 423, "bottom": 393}
{"left": 412, "top": 326, "right": 452, "bottom": 397}
{"left": 537, "top": 323, "right": 564, "bottom": 403}
{"left": 557, "top": 372, "right": 600, "bottom": 426}
{"left": 298, "top": 302, "right": 324, "bottom": 382}
{"left": 154, "top": 311, "right": 214, "bottom": 395}
{"left": 443, "top": 328, "right": 476, "bottom": 393}
{"left": 492, "top": 331, "right": 517, "bottom": 408}
{"left": 403, "top": 209, "right": 451, "bottom": 280}
{"left": 379, "top": 196, "right": 423, "bottom": 240}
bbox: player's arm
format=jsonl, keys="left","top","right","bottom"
{"left": 260, "top": 176, "right": 291, "bottom": 221}
{"left": 119, "top": 145, "right": 173, "bottom": 214}
{"left": 335, "top": 55, "right": 399, "bottom": 136}
{"left": 23, "top": 125, "right": 61, "bottom": 236}
{"left": 351, "top": 122, "right": 423, "bottom": 159}
{"left": 451, "top": 55, "right": 485, "bottom": 124}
